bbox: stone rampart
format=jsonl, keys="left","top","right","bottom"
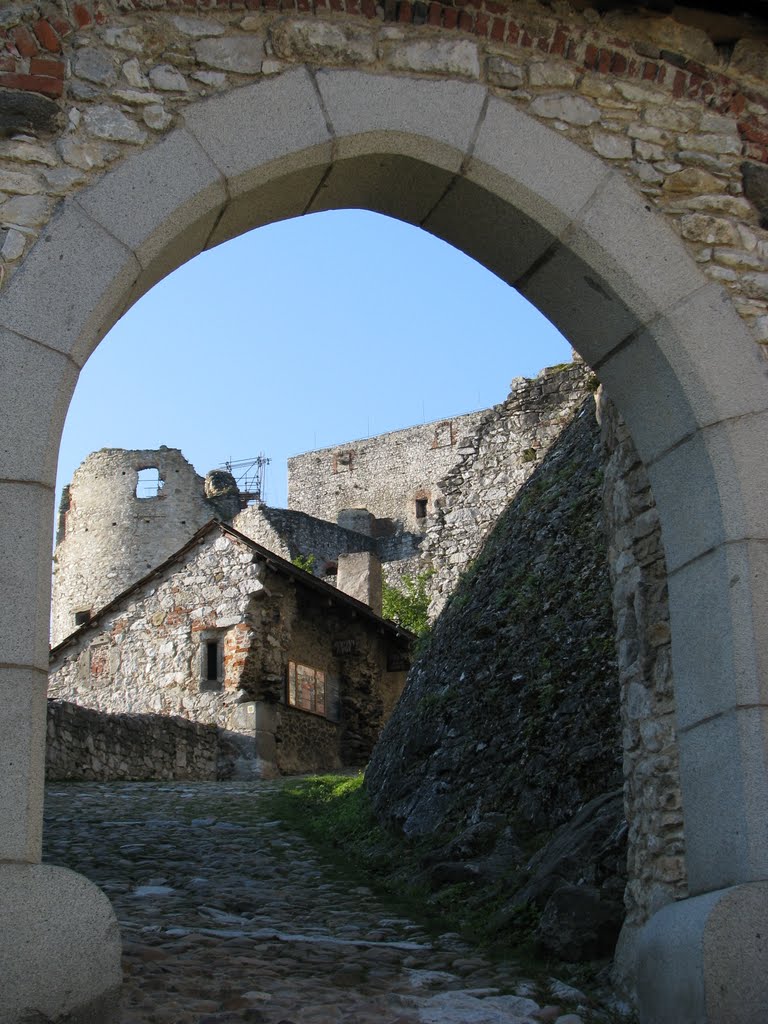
{"left": 288, "top": 409, "right": 488, "bottom": 533}
{"left": 424, "top": 362, "right": 594, "bottom": 614}
{"left": 46, "top": 698, "right": 222, "bottom": 781}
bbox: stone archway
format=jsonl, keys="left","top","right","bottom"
{"left": 2, "top": 60, "right": 768, "bottom": 1023}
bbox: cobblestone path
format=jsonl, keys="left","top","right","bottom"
{"left": 43, "top": 781, "right": 620, "bottom": 1024}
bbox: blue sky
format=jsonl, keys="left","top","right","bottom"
{"left": 56, "top": 209, "right": 572, "bottom": 510}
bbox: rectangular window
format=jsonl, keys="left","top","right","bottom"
{"left": 287, "top": 661, "right": 327, "bottom": 716}
{"left": 415, "top": 498, "right": 428, "bottom": 519}
{"left": 200, "top": 636, "right": 223, "bottom": 692}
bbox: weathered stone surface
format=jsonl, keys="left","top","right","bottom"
{"left": 383, "top": 39, "right": 480, "bottom": 79}
{"left": 83, "top": 104, "right": 147, "bottom": 145}
{"left": 530, "top": 93, "right": 600, "bottom": 126}
{"left": 149, "top": 64, "right": 189, "bottom": 92}
{"left": 680, "top": 212, "right": 741, "bottom": 245}
{"left": 171, "top": 14, "right": 227, "bottom": 38}
{"left": 75, "top": 47, "right": 117, "bottom": 86}
{"left": 592, "top": 130, "right": 632, "bottom": 160}
{"left": 0, "top": 88, "right": 61, "bottom": 136}
{"left": 0, "top": 169, "right": 41, "bottom": 195}
{"left": 486, "top": 55, "right": 524, "bottom": 89}
{"left": 57, "top": 136, "right": 117, "bottom": 170}
{"left": 662, "top": 167, "right": 724, "bottom": 194}
{"left": 529, "top": 61, "right": 576, "bottom": 88}
{"left": 741, "top": 161, "right": 768, "bottom": 229}
{"left": 0, "top": 140, "right": 56, "bottom": 166}
{"left": 194, "top": 36, "right": 264, "bottom": 74}
{"left": 270, "top": 19, "right": 376, "bottom": 65}
{"left": 731, "top": 38, "right": 768, "bottom": 82}
{"left": 0, "top": 194, "right": 50, "bottom": 227}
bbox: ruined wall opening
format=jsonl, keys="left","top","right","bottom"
{"left": 135, "top": 467, "right": 164, "bottom": 499}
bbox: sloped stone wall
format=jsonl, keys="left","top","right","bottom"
{"left": 423, "top": 361, "right": 594, "bottom": 614}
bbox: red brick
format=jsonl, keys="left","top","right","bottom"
{"left": 505, "top": 21, "right": 518, "bottom": 44}
{"left": 361, "top": 0, "right": 377, "bottom": 17}
{"left": 30, "top": 56, "right": 65, "bottom": 78}
{"left": 50, "top": 17, "right": 73, "bottom": 38}
{"left": 12, "top": 26, "right": 38, "bottom": 58}
{"left": 672, "top": 70, "right": 686, "bottom": 98}
{"left": 611, "top": 52, "right": 627, "bottom": 74}
{"left": 564, "top": 38, "right": 577, "bottom": 60}
{"left": 398, "top": 0, "right": 412, "bottom": 21}
{"left": 458, "top": 10, "right": 472, "bottom": 31}
{"left": 642, "top": 61, "right": 656, "bottom": 81}
{"left": 0, "top": 71, "right": 64, "bottom": 97}
{"left": 443, "top": 8, "right": 457, "bottom": 28}
{"left": 73, "top": 4, "right": 93, "bottom": 28}
{"left": 34, "top": 20, "right": 62, "bottom": 53}
{"left": 490, "top": 17, "right": 504, "bottom": 41}
{"left": 484, "top": 0, "right": 504, "bottom": 12}
{"left": 347, "top": 0, "right": 361, "bottom": 13}
{"left": 520, "top": 30, "right": 532, "bottom": 47}
{"left": 739, "top": 120, "right": 768, "bottom": 148}
{"left": 550, "top": 27, "right": 566, "bottom": 56}
{"left": 729, "top": 92, "right": 747, "bottom": 117}
{"left": 473, "top": 13, "right": 488, "bottom": 36}
{"left": 584, "top": 43, "right": 598, "bottom": 70}
{"left": 0, "top": 55, "right": 17, "bottom": 72}
{"left": 598, "top": 48, "right": 611, "bottom": 74}
{"left": 428, "top": 2, "right": 442, "bottom": 26}
{"left": 656, "top": 64, "right": 667, "bottom": 84}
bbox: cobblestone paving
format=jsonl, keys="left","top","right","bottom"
{"left": 43, "top": 781, "right": 622, "bottom": 1024}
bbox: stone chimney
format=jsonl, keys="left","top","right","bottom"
{"left": 337, "top": 551, "right": 383, "bottom": 616}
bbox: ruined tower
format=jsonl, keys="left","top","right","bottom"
{"left": 51, "top": 447, "right": 240, "bottom": 645}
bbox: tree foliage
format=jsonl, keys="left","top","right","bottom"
{"left": 381, "top": 570, "right": 433, "bottom": 636}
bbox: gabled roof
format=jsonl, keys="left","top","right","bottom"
{"left": 50, "top": 520, "right": 413, "bottom": 660}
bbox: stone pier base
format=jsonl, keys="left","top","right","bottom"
{"left": 637, "top": 882, "right": 768, "bottom": 1024}
{"left": 1, "top": 862, "right": 122, "bottom": 1024}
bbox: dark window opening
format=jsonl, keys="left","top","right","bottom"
{"left": 206, "top": 642, "right": 218, "bottom": 681}
{"left": 324, "top": 561, "right": 338, "bottom": 577}
{"left": 201, "top": 637, "right": 223, "bottom": 691}
{"left": 415, "top": 498, "right": 428, "bottom": 519}
{"left": 74, "top": 609, "right": 91, "bottom": 626}
{"left": 136, "top": 467, "right": 163, "bottom": 499}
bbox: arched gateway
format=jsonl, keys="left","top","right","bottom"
{"left": 1, "top": 4, "right": 768, "bottom": 1022}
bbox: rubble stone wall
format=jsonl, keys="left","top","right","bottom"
{"left": 423, "top": 362, "right": 594, "bottom": 614}
{"left": 46, "top": 698, "right": 221, "bottom": 781}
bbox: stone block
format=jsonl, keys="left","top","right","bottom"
{"left": 564, "top": 172, "right": 704, "bottom": 356}
{"left": 638, "top": 883, "right": 768, "bottom": 1023}
{"left": 0, "top": 328, "right": 78, "bottom": 486}
{"left": 648, "top": 411, "right": 768, "bottom": 573}
{"left": 0, "top": 862, "right": 122, "bottom": 1023}
{"left": 270, "top": 19, "right": 376, "bottom": 65}
{"left": 77, "top": 127, "right": 227, "bottom": 299}
{"left": 425, "top": 171, "right": 556, "bottom": 286}
{"left": 382, "top": 38, "right": 480, "bottom": 79}
{"left": 309, "top": 151, "right": 455, "bottom": 227}
{"left": 0, "top": 199, "right": 140, "bottom": 367}
{"left": 183, "top": 69, "right": 329, "bottom": 194}
{"left": 0, "top": 668, "right": 47, "bottom": 862}
{"left": 315, "top": 70, "right": 485, "bottom": 172}
{"left": 468, "top": 95, "right": 607, "bottom": 240}
{"left": 669, "top": 540, "right": 768, "bottom": 732}
{"left": 677, "top": 708, "right": 768, "bottom": 894}
{"left": 194, "top": 35, "right": 264, "bottom": 74}
{"left": 0, "top": 482, "right": 55, "bottom": 670}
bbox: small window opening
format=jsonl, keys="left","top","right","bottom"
{"left": 201, "top": 637, "right": 223, "bottom": 692}
{"left": 136, "top": 467, "right": 163, "bottom": 499}
{"left": 415, "top": 498, "right": 428, "bottom": 520}
{"left": 205, "top": 642, "right": 218, "bottom": 682}
{"left": 74, "top": 609, "right": 91, "bottom": 626}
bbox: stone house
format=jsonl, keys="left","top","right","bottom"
{"left": 48, "top": 521, "right": 412, "bottom": 776}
